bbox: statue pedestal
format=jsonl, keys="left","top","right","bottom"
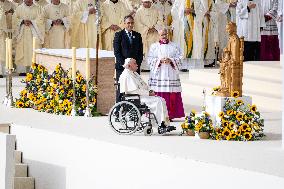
{"left": 205, "top": 95, "right": 252, "bottom": 126}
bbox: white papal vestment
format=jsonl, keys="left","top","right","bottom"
{"left": 119, "top": 69, "right": 170, "bottom": 126}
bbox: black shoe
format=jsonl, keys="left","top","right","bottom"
{"left": 158, "top": 126, "right": 167, "bottom": 134}
{"left": 180, "top": 69, "right": 188, "bottom": 72}
{"left": 166, "top": 126, "right": 176, "bottom": 132}
{"left": 0, "top": 75, "right": 3, "bottom": 78}
{"left": 204, "top": 62, "right": 215, "bottom": 68}
{"left": 19, "top": 73, "right": 27, "bottom": 76}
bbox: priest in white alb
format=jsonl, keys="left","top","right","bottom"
{"left": 0, "top": 0, "right": 14, "bottom": 77}
{"left": 260, "top": 0, "right": 280, "bottom": 61}
{"left": 119, "top": 57, "right": 176, "bottom": 132}
{"left": 33, "top": 0, "right": 48, "bottom": 9}
{"left": 134, "top": 0, "right": 163, "bottom": 71}
{"left": 101, "top": 0, "right": 130, "bottom": 51}
{"left": 192, "top": 0, "right": 218, "bottom": 67}
{"left": 43, "top": 0, "right": 70, "bottom": 48}
{"left": 13, "top": 0, "right": 44, "bottom": 75}
{"left": 147, "top": 28, "right": 185, "bottom": 121}
{"left": 236, "top": 0, "right": 265, "bottom": 61}
{"left": 73, "top": 0, "right": 101, "bottom": 48}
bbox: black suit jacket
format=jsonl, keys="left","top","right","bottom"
{"left": 113, "top": 29, "right": 143, "bottom": 72}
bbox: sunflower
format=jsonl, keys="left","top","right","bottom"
{"left": 240, "top": 123, "right": 249, "bottom": 132}
{"left": 231, "top": 91, "right": 240, "bottom": 98}
{"left": 230, "top": 132, "right": 237, "bottom": 139}
{"left": 190, "top": 109, "right": 196, "bottom": 117}
{"left": 218, "top": 111, "right": 224, "bottom": 118}
{"left": 222, "top": 128, "right": 231, "bottom": 137}
{"left": 195, "top": 123, "right": 202, "bottom": 131}
{"left": 16, "top": 101, "right": 24, "bottom": 108}
{"left": 236, "top": 112, "right": 244, "bottom": 121}
{"left": 222, "top": 121, "right": 229, "bottom": 127}
{"left": 244, "top": 132, "right": 252, "bottom": 140}
{"left": 204, "top": 112, "right": 210, "bottom": 117}
{"left": 215, "top": 134, "right": 222, "bottom": 140}
{"left": 226, "top": 110, "right": 233, "bottom": 116}
{"left": 236, "top": 100, "right": 243, "bottom": 106}
{"left": 229, "top": 122, "right": 235, "bottom": 129}
{"left": 26, "top": 73, "right": 33, "bottom": 82}
{"left": 251, "top": 105, "right": 257, "bottom": 113}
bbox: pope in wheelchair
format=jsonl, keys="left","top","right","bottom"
{"left": 108, "top": 58, "right": 176, "bottom": 135}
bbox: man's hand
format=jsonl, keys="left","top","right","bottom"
{"left": 89, "top": 8, "right": 96, "bottom": 14}
{"left": 149, "top": 90, "right": 155, "bottom": 96}
{"left": 204, "top": 11, "right": 211, "bottom": 20}
{"left": 24, "top": 20, "right": 32, "bottom": 26}
{"left": 110, "top": 24, "right": 120, "bottom": 31}
{"left": 5, "top": 9, "right": 14, "bottom": 15}
{"left": 229, "top": 2, "right": 237, "bottom": 8}
{"left": 248, "top": 2, "right": 256, "bottom": 9}
{"left": 277, "top": 15, "right": 283, "bottom": 22}
{"left": 184, "top": 8, "right": 195, "bottom": 15}
{"left": 148, "top": 27, "right": 157, "bottom": 33}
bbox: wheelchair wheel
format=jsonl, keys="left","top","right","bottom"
{"left": 108, "top": 101, "right": 141, "bottom": 135}
{"left": 143, "top": 125, "right": 153, "bottom": 136}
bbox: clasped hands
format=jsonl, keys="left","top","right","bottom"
{"left": 160, "top": 58, "right": 172, "bottom": 64}
{"left": 110, "top": 24, "right": 120, "bottom": 31}
{"left": 23, "top": 20, "right": 33, "bottom": 26}
{"left": 148, "top": 27, "right": 157, "bottom": 33}
{"left": 52, "top": 19, "right": 63, "bottom": 26}
{"left": 248, "top": 2, "right": 256, "bottom": 9}
{"left": 184, "top": 8, "right": 195, "bottom": 16}
{"left": 89, "top": 7, "right": 96, "bottom": 15}
{"left": 5, "top": 9, "right": 14, "bottom": 15}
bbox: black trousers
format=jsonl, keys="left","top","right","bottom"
{"left": 244, "top": 41, "right": 260, "bottom": 61}
{"left": 115, "top": 69, "right": 123, "bottom": 103}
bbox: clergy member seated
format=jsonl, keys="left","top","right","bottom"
{"left": 119, "top": 58, "right": 176, "bottom": 133}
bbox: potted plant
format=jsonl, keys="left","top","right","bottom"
{"left": 181, "top": 110, "right": 196, "bottom": 136}
{"left": 194, "top": 111, "right": 214, "bottom": 139}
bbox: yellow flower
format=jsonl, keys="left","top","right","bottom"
{"left": 236, "top": 100, "right": 243, "bottom": 106}
{"left": 195, "top": 123, "right": 202, "bottom": 131}
{"left": 231, "top": 91, "right": 240, "bottom": 98}
{"left": 82, "top": 84, "right": 86, "bottom": 92}
{"left": 218, "top": 111, "right": 224, "bottom": 118}
{"left": 236, "top": 112, "right": 244, "bottom": 121}
{"left": 222, "top": 128, "right": 231, "bottom": 137}
{"left": 216, "top": 134, "right": 222, "bottom": 140}
{"left": 16, "top": 101, "right": 25, "bottom": 108}
{"left": 190, "top": 109, "right": 196, "bottom": 117}
{"left": 20, "top": 89, "right": 27, "bottom": 97}
{"left": 222, "top": 121, "right": 229, "bottom": 127}
{"left": 226, "top": 110, "right": 233, "bottom": 116}
{"left": 240, "top": 123, "right": 249, "bottom": 132}
{"left": 76, "top": 75, "right": 83, "bottom": 83}
{"left": 229, "top": 122, "right": 235, "bottom": 129}
{"left": 251, "top": 105, "right": 257, "bottom": 113}
{"left": 230, "top": 132, "right": 237, "bottom": 139}
{"left": 244, "top": 132, "right": 252, "bottom": 140}
{"left": 31, "top": 63, "right": 37, "bottom": 70}
{"left": 26, "top": 73, "right": 33, "bottom": 82}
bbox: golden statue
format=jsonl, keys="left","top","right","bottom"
{"left": 217, "top": 22, "right": 244, "bottom": 97}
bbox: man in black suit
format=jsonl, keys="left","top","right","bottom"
{"left": 113, "top": 15, "right": 143, "bottom": 102}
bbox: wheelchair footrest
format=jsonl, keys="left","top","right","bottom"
{"left": 158, "top": 125, "right": 176, "bottom": 134}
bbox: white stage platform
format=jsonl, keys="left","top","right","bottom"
{"left": 0, "top": 61, "right": 283, "bottom": 189}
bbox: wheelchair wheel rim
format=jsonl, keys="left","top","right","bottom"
{"left": 108, "top": 101, "right": 141, "bottom": 135}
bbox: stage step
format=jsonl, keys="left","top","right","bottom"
{"left": 15, "top": 164, "right": 28, "bottom": 177}
{"left": 15, "top": 151, "right": 22, "bottom": 164}
{"left": 0, "top": 123, "right": 10, "bottom": 134}
{"left": 14, "top": 177, "right": 35, "bottom": 189}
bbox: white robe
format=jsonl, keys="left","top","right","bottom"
{"left": 192, "top": 0, "right": 218, "bottom": 60}
{"left": 119, "top": 68, "right": 170, "bottom": 125}
{"left": 147, "top": 41, "right": 183, "bottom": 92}
{"left": 261, "top": 0, "right": 278, "bottom": 36}
{"left": 236, "top": 0, "right": 265, "bottom": 42}
{"left": 277, "top": 0, "right": 283, "bottom": 53}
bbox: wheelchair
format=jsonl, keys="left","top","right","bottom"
{"left": 108, "top": 94, "right": 174, "bottom": 136}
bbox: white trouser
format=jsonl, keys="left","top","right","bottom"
{"left": 140, "top": 95, "right": 169, "bottom": 126}
{"left": 16, "top": 65, "right": 30, "bottom": 74}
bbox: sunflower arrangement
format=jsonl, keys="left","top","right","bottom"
{"left": 181, "top": 110, "right": 196, "bottom": 133}
{"left": 212, "top": 98, "right": 264, "bottom": 141}
{"left": 211, "top": 86, "right": 220, "bottom": 95}
{"left": 15, "top": 63, "right": 99, "bottom": 116}
{"left": 181, "top": 110, "right": 214, "bottom": 136}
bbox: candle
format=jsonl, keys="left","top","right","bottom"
{"left": 8, "top": 39, "right": 13, "bottom": 69}
{"left": 5, "top": 38, "right": 9, "bottom": 69}
{"left": 32, "top": 37, "right": 36, "bottom": 63}
{"left": 86, "top": 48, "right": 90, "bottom": 81}
{"left": 72, "top": 47, "right": 76, "bottom": 80}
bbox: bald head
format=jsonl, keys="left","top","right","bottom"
{"left": 158, "top": 28, "right": 168, "bottom": 41}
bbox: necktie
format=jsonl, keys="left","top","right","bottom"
{"left": 127, "top": 32, "right": 133, "bottom": 44}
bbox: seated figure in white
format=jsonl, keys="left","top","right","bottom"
{"left": 119, "top": 58, "right": 175, "bottom": 132}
